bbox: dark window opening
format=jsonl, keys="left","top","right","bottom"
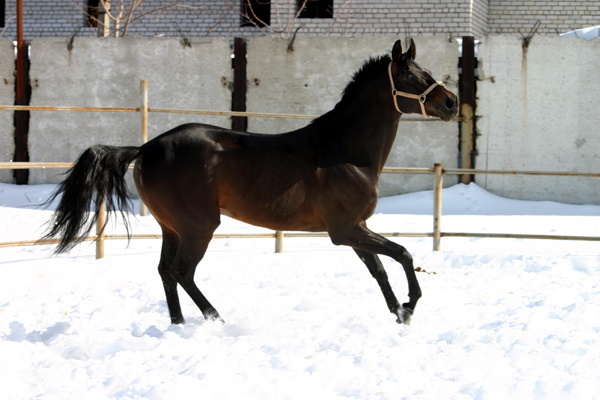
{"left": 241, "top": 0, "right": 271, "bottom": 27}
{"left": 0, "top": 0, "right": 5, "bottom": 28}
{"left": 297, "top": 0, "right": 333, "bottom": 18}
{"left": 86, "top": 0, "right": 99, "bottom": 28}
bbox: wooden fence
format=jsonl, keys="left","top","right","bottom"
{"left": 2, "top": 161, "right": 599, "bottom": 258}
{"left": 1, "top": 84, "right": 599, "bottom": 258}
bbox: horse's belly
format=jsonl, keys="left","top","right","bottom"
{"left": 219, "top": 195, "right": 325, "bottom": 232}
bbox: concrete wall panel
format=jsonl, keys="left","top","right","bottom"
{"left": 477, "top": 35, "right": 600, "bottom": 204}
{"left": 0, "top": 39, "right": 15, "bottom": 183}
{"left": 28, "top": 37, "right": 231, "bottom": 184}
{"left": 247, "top": 36, "right": 460, "bottom": 196}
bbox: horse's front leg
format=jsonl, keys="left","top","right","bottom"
{"left": 330, "top": 222, "right": 421, "bottom": 324}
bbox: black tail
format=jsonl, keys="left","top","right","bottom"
{"left": 42, "top": 145, "right": 140, "bottom": 254}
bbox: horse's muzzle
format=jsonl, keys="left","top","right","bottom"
{"left": 439, "top": 92, "right": 459, "bottom": 121}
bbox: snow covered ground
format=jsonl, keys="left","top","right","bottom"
{"left": 1, "top": 182, "right": 599, "bottom": 400}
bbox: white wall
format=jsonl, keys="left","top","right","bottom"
{"left": 28, "top": 37, "right": 231, "bottom": 184}
{"left": 21, "top": 35, "right": 598, "bottom": 204}
{"left": 477, "top": 35, "right": 600, "bottom": 205}
{"left": 0, "top": 39, "right": 15, "bottom": 183}
{"left": 246, "top": 36, "right": 460, "bottom": 197}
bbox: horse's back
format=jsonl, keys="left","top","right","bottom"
{"left": 135, "top": 123, "right": 326, "bottom": 232}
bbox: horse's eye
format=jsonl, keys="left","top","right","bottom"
{"left": 406, "top": 74, "right": 415, "bottom": 81}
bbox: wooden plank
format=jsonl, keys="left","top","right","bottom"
{"left": 0, "top": 104, "right": 461, "bottom": 121}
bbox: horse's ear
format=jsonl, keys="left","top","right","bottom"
{"left": 392, "top": 40, "right": 403, "bottom": 63}
{"left": 406, "top": 38, "right": 416, "bottom": 61}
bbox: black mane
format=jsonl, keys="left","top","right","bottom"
{"left": 340, "top": 54, "right": 391, "bottom": 104}
{"left": 310, "top": 54, "right": 391, "bottom": 126}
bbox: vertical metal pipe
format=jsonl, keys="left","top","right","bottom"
{"left": 433, "top": 163, "right": 444, "bottom": 251}
{"left": 460, "top": 103, "right": 474, "bottom": 184}
{"left": 139, "top": 80, "right": 148, "bottom": 216}
{"left": 232, "top": 37, "right": 247, "bottom": 132}
{"left": 140, "top": 80, "right": 148, "bottom": 143}
{"left": 275, "top": 230, "right": 284, "bottom": 253}
{"left": 459, "top": 36, "right": 476, "bottom": 184}
{"left": 96, "top": 200, "right": 106, "bottom": 259}
{"left": 16, "top": 0, "right": 24, "bottom": 99}
{"left": 14, "top": 0, "right": 29, "bottom": 184}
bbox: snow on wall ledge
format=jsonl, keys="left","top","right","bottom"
{"left": 27, "top": 37, "right": 231, "bottom": 185}
{"left": 246, "top": 36, "right": 460, "bottom": 197}
{"left": 477, "top": 35, "right": 600, "bottom": 205}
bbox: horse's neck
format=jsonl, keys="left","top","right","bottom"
{"left": 331, "top": 82, "right": 400, "bottom": 171}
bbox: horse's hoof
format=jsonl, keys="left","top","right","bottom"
{"left": 395, "top": 307, "right": 413, "bottom": 325}
{"left": 171, "top": 316, "right": 186, "bottom": 325}
{"left": 205, "top": 311, "right": 225, "bottom": 325}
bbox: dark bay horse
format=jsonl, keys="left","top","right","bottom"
{"left": 43, "top": 39, "right": 458, "bottom": 325}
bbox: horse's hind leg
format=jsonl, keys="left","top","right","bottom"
{"left": 169, "top": 232, "right": 223, "bottom": 323}
{"left": 158, "top": 227, "right": 185, "bottom": 324}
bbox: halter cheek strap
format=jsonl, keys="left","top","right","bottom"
{"left": 388, "top": 62, "right": 445, "bottom": 118}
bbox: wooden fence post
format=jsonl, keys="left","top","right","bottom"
{"left": 433, "top": 163, "right": 443, "bottom": 251}
{"left": 140, "top": 80, "right": 148, "bottom": 216}
{"left": 275, "top": 230, "right": 284, "bottom": 253}
{"left": 96, "top": 200, "right": 106, "bottom": 259}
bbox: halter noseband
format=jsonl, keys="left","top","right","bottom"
{"left": 388, "top": 62, "right": 445, "bottom": 118}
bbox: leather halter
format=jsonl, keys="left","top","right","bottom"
{"left": 388, "top": 62, "right": 445, "bottom": 118}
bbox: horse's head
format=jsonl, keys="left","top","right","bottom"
{"left": 388, "top": 39, "right": 458, "bottom": 121}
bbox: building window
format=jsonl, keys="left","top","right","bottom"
{"left": 297, "top": 0, "right": 333, "bottom": 18}
{"left": 86, "top": 0, "right": 99, "bottom": 28}
{"left": 0, "top": 0, "right": 5, "bottom": 28}
{"left": 241, "top": 0, "right": 271, "bottom": 27}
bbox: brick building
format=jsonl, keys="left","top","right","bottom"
{"left": 1, "top": 1, "right": 598, "bottom": 42}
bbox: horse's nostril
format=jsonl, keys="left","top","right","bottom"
{"left": 445, "top": 97, "right": 455, "bottom": 110}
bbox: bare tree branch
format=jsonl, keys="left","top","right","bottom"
{"left": 206, "top": 8, "right": 232, "bottom": 37}
{"left": 70, "top": 0, "right": 201, "bottom": 37}
{"left": 285, "top": 0, "right": 308, "bottom": 38}
{"left": 225, "top": 1, "right": 269, "bottom": 36}
{"left": 326, "top": 0, "right": 359, "bottom": 36}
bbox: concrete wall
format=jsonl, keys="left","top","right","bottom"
{"left": 477, "top": 35, "right": 600, "bottom": 205}
{"left": 246, "top": 36, "right": 460, "bottom": 197}
{"left": 28, "top": 36, "right": 231, "bottom": 184}
{"left": 0, "top": 39, "right": 15, "bottom": 183}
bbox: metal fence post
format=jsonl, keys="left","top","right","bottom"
{"left": 433, "top": 163, "right": 443, "bottom": 251}
{"left": 140, "top": 80, "right": 148, "bottom": 216}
